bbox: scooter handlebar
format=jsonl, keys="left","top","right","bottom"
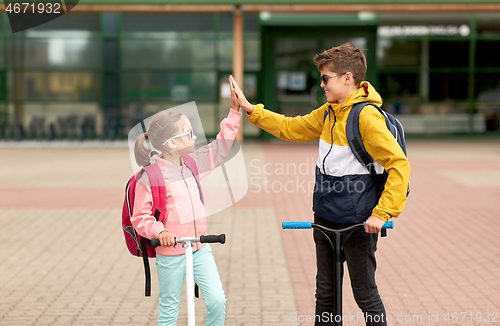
{"left": 282, "top": 221, "right": 312, "bottom": 229}
{"left": 200, "top": 234, "right": 226, "bottom": 244}
{"left": 149, "top": 234, "right": 226, "bottom": 248}
{"left": 150, "top": 238, "right": 161, "bottom": 248}
{"left": 366, "top": 221, "right": 393, "bottom": 229}
{"left": 282, "top": 221, "right": 393, "bottom": 230}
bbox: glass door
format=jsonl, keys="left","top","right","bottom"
{"left": 261, "top": 26, "right": 377, "bottom": 122}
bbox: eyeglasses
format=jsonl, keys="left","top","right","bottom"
{"left": 163, "top": 128, "right": 194, "bottom": 145}
{"left": 320, "top": 73, "right": 356, "bottom": 85}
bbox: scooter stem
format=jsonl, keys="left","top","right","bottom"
{"left": 334, "top": 232, "right": 343, "bottom": 326}
{"left": 184, "top": 241, "right": 195, "bottom": 326}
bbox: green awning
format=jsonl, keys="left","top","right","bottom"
{"left": 259, "top": 12, "right": 378, "bottom": 26}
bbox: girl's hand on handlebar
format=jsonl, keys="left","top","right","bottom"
{"left": 157, "top": 230, "right": 175, "bottom": 247}
{"left": 365, "top": 215, "right": 386, "bottom": 233}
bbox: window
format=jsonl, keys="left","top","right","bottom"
{"left": 122, "top": 72, "right": 216, "bottom": 102}
{"left": 429, "top": 73, "right": 468, "bottom": 100}
{"left": 219, "top": 12, "right": 260, "bottom": 33}
{"left": 9, "top": 39, "right": 101, "bottom": 68}
{"left": 23, "top": 13, "right": 99, "bottom": 33}
{"left": 275, "top": 38, "right": 316, "bottom": 69}
{"left": 218, "top": 13, "right": 261, "bottom": 71}
{"left": 377, "top": 40, "right": 421, "bottom": 67}
{"left": 0, "top": 39, "right": 3, "bottom": 68}
{"left": 10, "top": 72, "right": 100, "bottom": 101}
{"left": 379, "top": 73, "right": 420, "bottom": 99}
{"left": 476, "top": 41, "right": 500, "bottom": 68}
{"left": 122, "top": 39, "right": 215, "bottom": 69}
{"left": 476, "top": 73, "right": 500, "bottom": 101}
{"left": 218, "top": 37, "right": 261, "bottom": 71}
{"left": 429, "top": 41, "right": 469, "bottom": 68}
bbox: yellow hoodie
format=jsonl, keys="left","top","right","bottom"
{"left": 247, "top": 81, "right": 410, "bottom": 222}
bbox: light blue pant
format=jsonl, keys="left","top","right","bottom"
{"left": 156, "top": 244, "right": 226, "bottom": 326}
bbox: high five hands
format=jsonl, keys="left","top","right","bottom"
{"left": 229, "top": 75, "right": 254, "bottom": 114}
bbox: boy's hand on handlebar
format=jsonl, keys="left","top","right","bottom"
{"left": 158, "top": 230, "right": 175, "bottom": 247}
{"left": 365, "top": 215, "right": 386, "bottom": 233}
{"left": 229, "top": 75, "right": 254, "bottom": 114}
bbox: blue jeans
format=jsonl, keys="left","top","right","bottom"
{"left": 156, "top": 244, "right": 226, "bottom": 326}
{"left": 313, "top": 214, "right": 386, "bottom": 326}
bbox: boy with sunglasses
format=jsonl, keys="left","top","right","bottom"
{"left": 230, "top": 43, "right": 410, "bottom": 326}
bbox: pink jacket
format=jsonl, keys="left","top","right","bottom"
{"left": 131, "top": 109, "right": 242, "bottom": 256}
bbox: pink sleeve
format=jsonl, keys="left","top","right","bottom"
{"left": 130, "top": 175, "right": 168, "bottom": 239}
{"left": 190, "top": 109, "right": 242, "bottom": 179}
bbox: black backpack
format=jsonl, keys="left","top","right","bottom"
{"left": 345, "top": 101, "right": 410, "bottom": 199}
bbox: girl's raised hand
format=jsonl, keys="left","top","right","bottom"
{"left": 229, "top": 75, "right": 254, "bottom": 114}
{"left": 229, "top": 77, "right": 239, "bottom": 112}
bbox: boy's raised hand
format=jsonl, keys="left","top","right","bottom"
{"left": 229, "top": 75, "right": 254, "bottom": 114}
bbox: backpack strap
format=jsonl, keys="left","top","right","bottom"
{"left": 138, "top": 163, "right": 167, "bottom": 297}
{"left": 346, "top": 102, "right": 409, "bottom": 237}
{"left": 182, "top": 154, "right": 205, "bottom": 205}
{"left": 346, "top": 101, "right": 410, "bottom": 197}
{"left": 346, "top": 102, "right": 390, "bottom": 200}
{"left": 142, "top": 163, "right": 167, "bottom": 222}
{"left": 125, "top": 171, "right": 145, "bottom": 256}
{"left": 346, "top": 102, "right": 396, "bottom": 164}
{"left": 323, "top": 109, "right": 330, "bottom": 123}
{"left": 140, "top": 237, "right": 152, "bottom": 296}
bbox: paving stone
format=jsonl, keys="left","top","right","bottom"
{"left": 0, "top": 140, "right": 499, "bottom": 325}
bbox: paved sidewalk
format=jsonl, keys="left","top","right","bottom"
{"left": 0, "top": 139, "right": 499, "bottom": 325}
{"left": 0, "top": 144, "right": 296, "bottom": 326}
{"left": 260, "top": 139, "right": 500, "bottom": 326}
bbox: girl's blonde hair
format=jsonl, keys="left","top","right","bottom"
{"left": 134, "top": 111, "right": 185, "bottom": 167}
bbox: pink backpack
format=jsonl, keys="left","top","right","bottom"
{"left": 122, "top": 154, "right": 204, "bottom": 296}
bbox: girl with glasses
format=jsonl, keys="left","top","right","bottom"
{"left": 131, "top": 78, "right": 242, "bottom": 326}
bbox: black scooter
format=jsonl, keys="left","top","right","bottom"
{"left": 282, "top": 221, "right": 393, "bottom": 326}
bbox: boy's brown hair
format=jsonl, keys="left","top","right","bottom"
{"left": 313, "top": 43, "right": 366, "bottom": 86}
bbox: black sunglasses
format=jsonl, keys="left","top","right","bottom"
{"left": 320, "top": 73, "right": 356, "bottom": 85}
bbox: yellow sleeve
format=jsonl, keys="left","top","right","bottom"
{"left": 359, "top": 106, "right": 411, "bottom": 221}
{"left": 246, "top": 103, "right": 325, "bottom": 142}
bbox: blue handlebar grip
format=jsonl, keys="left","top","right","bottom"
{"left": 383, "top": 221, "right": 393, "bottom": 229}
{"left": 282, "top": 221, "right": 312, "bottom": 229}
{"left": 363, "top": 221, "right": 393, "bottom": 229}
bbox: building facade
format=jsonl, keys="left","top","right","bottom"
{"left": 1, "top": 2, "right": 499, "bottom": 139}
